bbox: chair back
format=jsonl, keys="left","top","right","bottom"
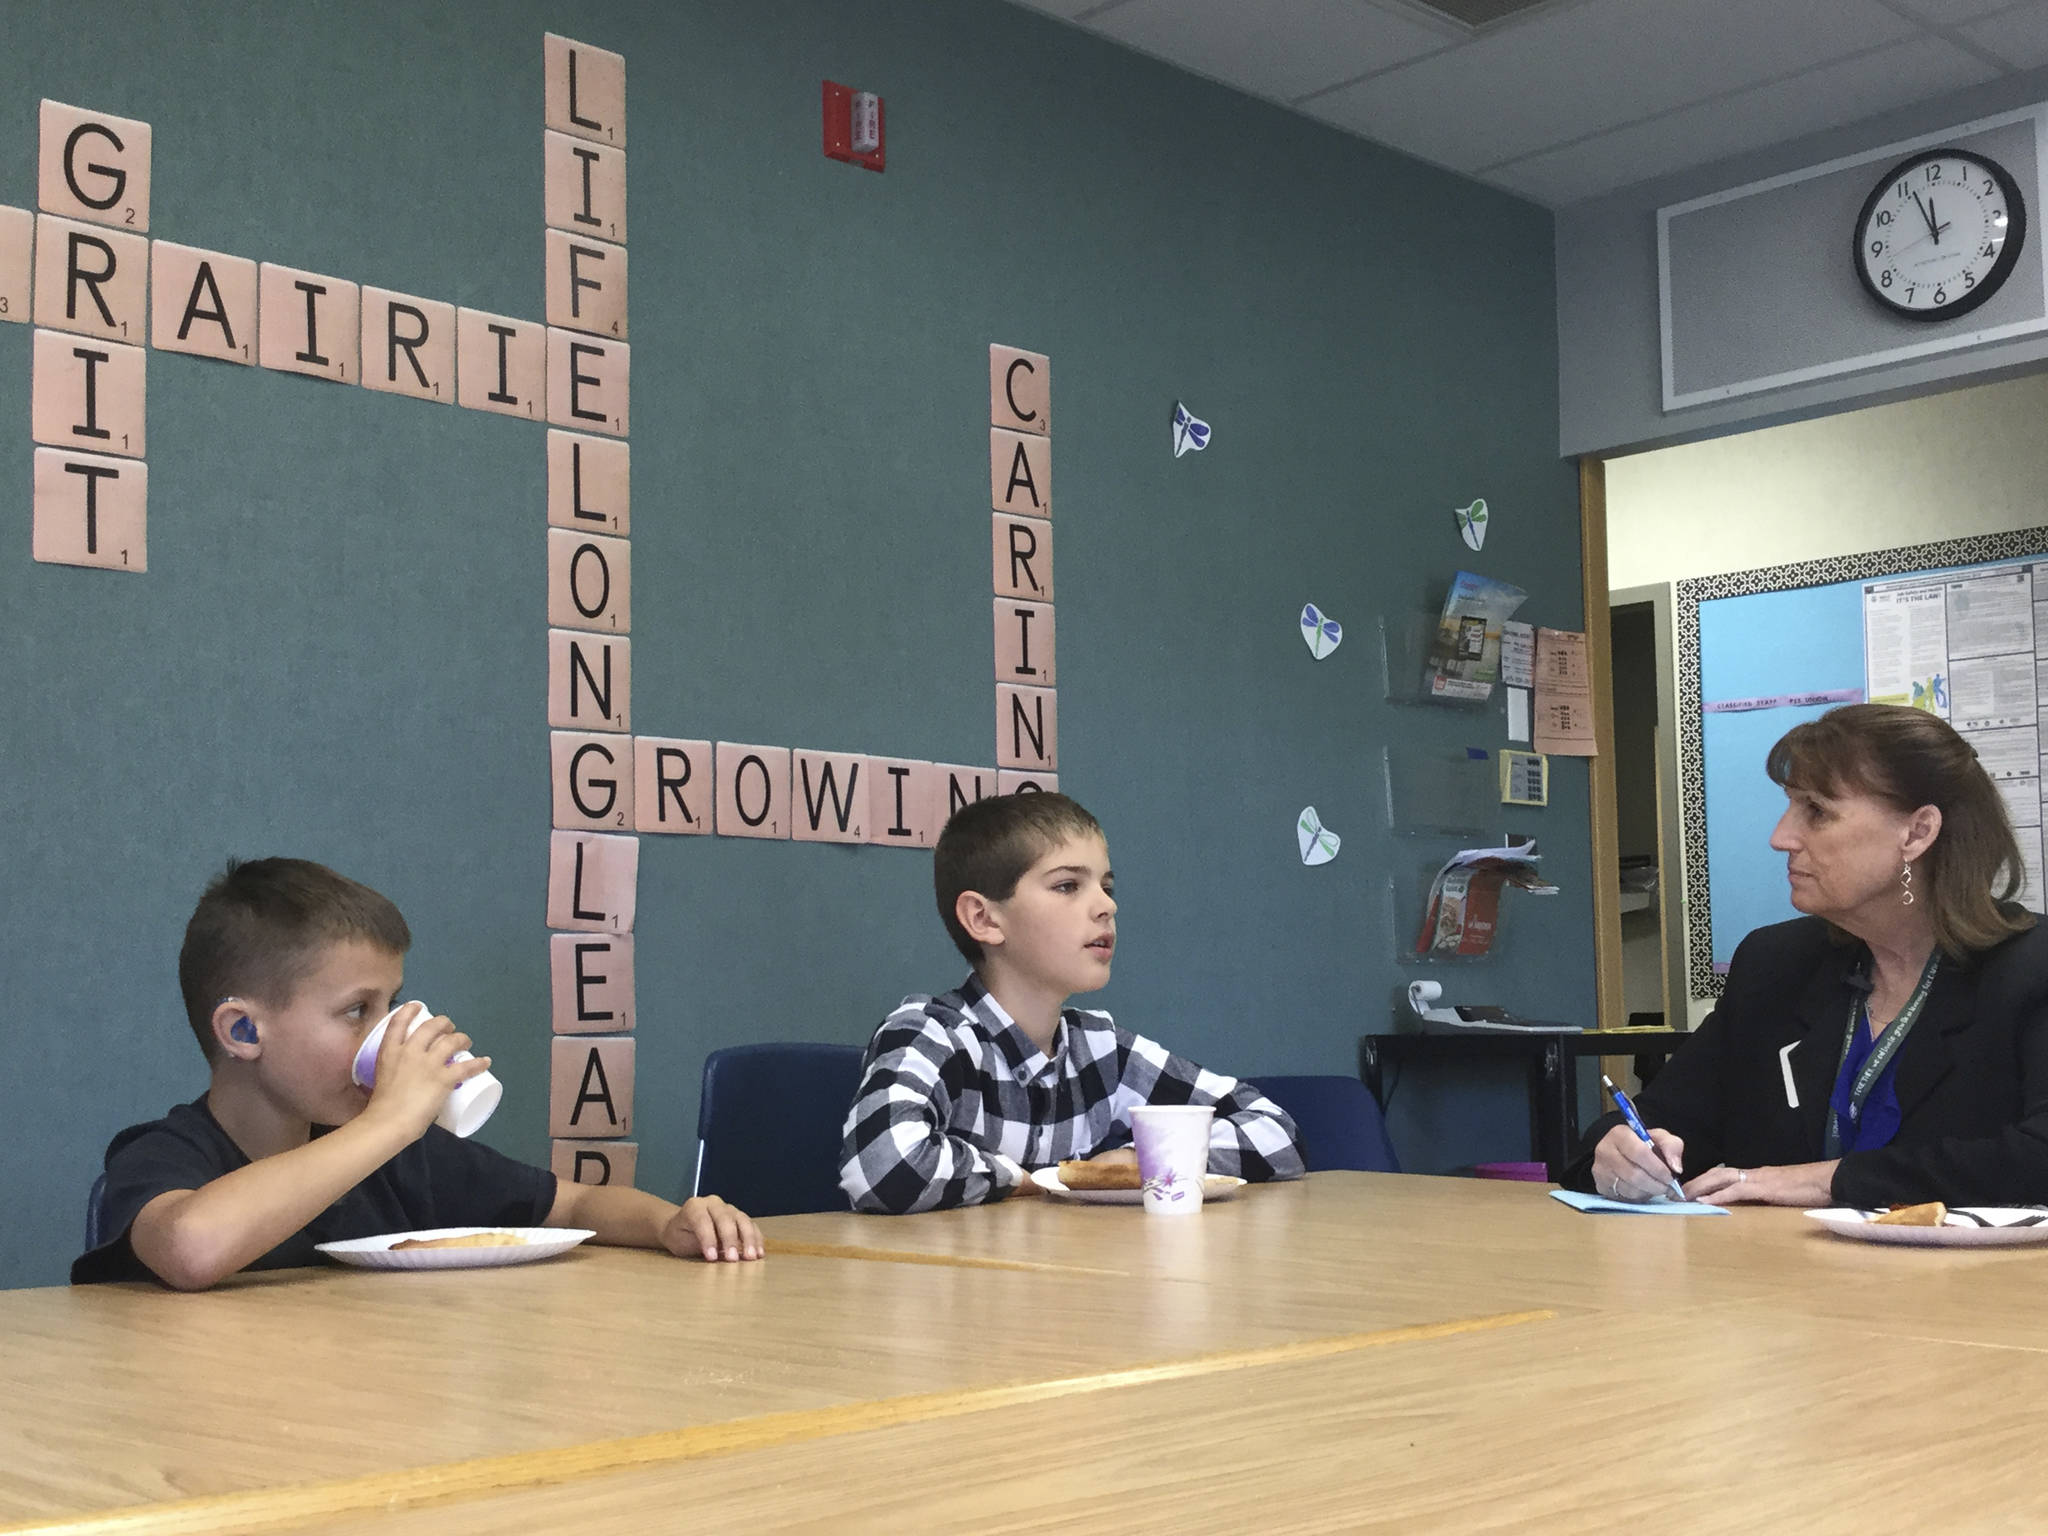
{"left": 1247, "top": 1074, "right": 1401, "bottom": 1173}
{"left": 85, "top": 1173, "right": 109, "bottom": 1252}
{"left": 692, "top": 1043, "right": 866, "bottom": 1217}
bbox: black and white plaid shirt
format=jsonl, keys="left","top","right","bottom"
{"left": 838, "top": 976, "right": 1305, "bottom": 1214}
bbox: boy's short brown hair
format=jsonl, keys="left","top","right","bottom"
{"left": 934, "top": 792, "right": 1103, "bottom": 965}
{"left": 177, "top": 858, "right": 412, "bottom": 1059}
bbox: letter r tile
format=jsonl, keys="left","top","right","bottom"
{"left": 552, "top": 1139, "right": 639, "bottom": 1187}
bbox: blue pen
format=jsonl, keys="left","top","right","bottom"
{"left": 1602, "top": 1074, "right": 1688, "bottom": 1203}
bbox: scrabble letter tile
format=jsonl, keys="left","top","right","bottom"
{"left": 551, "top": 1036, "right": 634, "bottom": 1138}
{"left": 546, "top": 830, "right": 639, "bottom": 933}
{"left": 989, "top": 344, "right": 1048, "bottom": 435}
{"left": 548, "top": 430, "right": 629, "bottom": 535}
{"left": 996, "top": 685, "right": 1057, "bottom": 771}
{"left": 258, "top": 262, "right": 359, "bottom": 383}
{"left": 548, "top": 630, "right": 630, "bottom": 731}
{"left": 0, "top": 206, "right": 33, "bottom": 324}
{"left": 715, "top": 742, "right": 791, "bottom": 839}
{"left": 33, "top": 329, "right": 145, "bottom": 457}
{"left": 994, "top": 598, "right": 1055, "bottom": 686}
{"left": 545, "top": 34, "right": 626, "bottom": 147}
{"left": 552, "top": 1139, "right": 638, "bottom": 1186}
{"left": 992, "top": 514, "right": 1052, "bottom": 601}
{"left": 552, "top": 730, "right": 635, "bottom": 832}
{"left": 551, "top": 931, "right": 634, "bottom": 1034}
{"left": 149, "top": 241, "right": 256, "bottom": 362}
{"left": 39, "top": 101, "right": 151, "bottom": 231}
{"left": 32, "top": 447, "right": 145, "bottom": 571}
{"left": 547, "top": 328, "right": 628, "bottom": 436}
{"left": 998, "top": 771, "right": 1059, "bottom": 795}
{"left": 937, "top": 764, "right": 994, "bottom": 821}
{"left": 33, "top": 214, "right": 146, "bottom": 343}
{"left": 792, "top": 750, "right": 868, "bottom": 843}
{"left": 544, "top": 130, "right": 626, "bottom": 243}
{"left": 545, "top": 229, "right": 627, "bottom": 340}
{"left": 990, "top": 427, "right": 1050, "bottom": 518}
{"left": 634, "top": 736, "right": 713, "bottom": 835}
{"left": 866, "top": 758, "right": 941, "bottom": 848}
{"left": 455, "top": 308, "right": 545, "bottom": 418}
{"left": 547, "top": 528, "right": 631, "bottom": 634}
{"left": 361, "top": 286, "right": 454, "bottom": 403}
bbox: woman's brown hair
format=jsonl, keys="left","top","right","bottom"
{"left": 1767, "top": 703, "right": 2034, "bottom": 958}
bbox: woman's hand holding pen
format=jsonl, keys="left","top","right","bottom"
{"left": 1590, "top": 1122, "right": 1687, "bottom": 1202}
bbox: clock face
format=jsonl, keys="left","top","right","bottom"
{"left": 1855, "top": 149, "right": 2027, "bottom": 321}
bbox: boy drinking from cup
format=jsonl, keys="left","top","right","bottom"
{"left": 838, "top": 793, "right": 1303, "bottom": 1213}
{"left": 74, "top": 858, "right": 761, "bottom": 1288}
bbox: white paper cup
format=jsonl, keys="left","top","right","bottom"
{"left": 1130, "top": 1105, "right": 1215, "bottom": 1215}
{"left": 350, "top": 1001, "right": 502, "bottom": 1139}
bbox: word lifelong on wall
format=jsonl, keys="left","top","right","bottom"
{"left": 4, "top": 37, "right": 1062, "bottom": 1189}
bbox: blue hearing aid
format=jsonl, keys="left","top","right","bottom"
{"left": 231, "top": 1017, "right": 258, "bottom": 1045}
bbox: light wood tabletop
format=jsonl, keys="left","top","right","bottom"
{"left": 4, "top": 1173, "right": 2045, "bottom": 1535}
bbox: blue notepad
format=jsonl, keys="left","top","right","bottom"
{"left": 1550, "top": 1189, "right": 1729, "bottom": 1217}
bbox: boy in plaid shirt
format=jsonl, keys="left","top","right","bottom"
{"left": 839, "top": 793, "right": 1303, "bottom": 1214}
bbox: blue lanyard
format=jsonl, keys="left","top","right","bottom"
{"left": 1823, "top": 950, "right": 1940, "bottom": 1160}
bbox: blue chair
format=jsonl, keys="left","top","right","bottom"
{"left": 1248, "top": 1075, "right": 1401, "bottom": 1173}
{"left": 691, "top": 1043, "right": 866, "bottom": 1217}
{"left": 85, "top": 1173, "right": 108, "bottom": 1251}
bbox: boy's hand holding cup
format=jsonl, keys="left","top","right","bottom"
{"left": 352, "top": 1002, "right": 502, "bottom": 1139}
{"left": 1130, "top": 1105, "right": 1215, "bottom": 1215}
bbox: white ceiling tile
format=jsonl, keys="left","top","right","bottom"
{"left": 1486, "top": 37, "right": 1998, "bottom": 205}
{"left": 1961, "top": 4, "right": 2048, "bottom": 68}
{"left": 1885, "top": 0, "right": 2023, "bottom": 26}
{"left": 1302, "top": 0, "right": 1918, "bottom": 171}
{"left": 1087, "top": 0, "right": 1454, "bottom": 104}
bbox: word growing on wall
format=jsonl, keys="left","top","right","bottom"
{"left": 2, "top": 38, "right": 1061, "bottom": 1190}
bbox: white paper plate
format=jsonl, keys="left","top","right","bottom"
{"left": 1030, "top": 1169, "right": 1246, "bottom": 1204}
{"left": 1803, "top": 1208, "right": 2048, "bottom": 1248}
{"left": 315, "top": 1227, "right": 596, "bottom": 1270}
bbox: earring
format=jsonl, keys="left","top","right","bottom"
{"left": 1900, "top": 862, "right": 1915, "bottom": 907}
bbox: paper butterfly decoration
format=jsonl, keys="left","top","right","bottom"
{"left": 1454, "top": 499, "right": 1488, "bottom": 552}
{"left": 1172, "top": 401, "right": 1211, "bottom": 458}
{"left": 1300, "top": 602, "right": 1343, "bottom": 660}
{"left": 1297, "top": 806, "right": 1341, "bottom": 867}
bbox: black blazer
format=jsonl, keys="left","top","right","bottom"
{"left": 1564, "top": 915, "right": 2048, "bottom": 1207}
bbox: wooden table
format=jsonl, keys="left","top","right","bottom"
{"left": 2, "top": 1174, "right": 2044, "bottom": 1534}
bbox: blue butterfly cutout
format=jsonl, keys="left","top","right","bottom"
{"left": 1172, "top": 401, "right": 1211, "bottom": 457}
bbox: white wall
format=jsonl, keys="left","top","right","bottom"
{"left": 1609, "top": 370, "right": 2048, "bottom": 590}
{"left": 1608, "top": 368, "right": 2048, "bottom": 1023}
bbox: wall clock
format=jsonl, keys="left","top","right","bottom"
{"left": 1854, "top": 148, "right": 2026, "bottom": 321}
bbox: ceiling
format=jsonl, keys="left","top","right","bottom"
{"left": 1004, "top": 0, "right": 2048, "bottom": 206}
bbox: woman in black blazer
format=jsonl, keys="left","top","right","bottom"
{"left": 1572, "top": 704, "right": 2045, "bottom": 1209}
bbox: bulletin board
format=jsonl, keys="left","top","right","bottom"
{"left": 1677, "top": 525, "right": 2048, "bottom": 998}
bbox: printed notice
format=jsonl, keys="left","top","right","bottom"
{"left": 1532, "top": 628, "right": 1595, "bottom": 756}
{"left": 1865, "top": 560, "right": 2048, "bottom": 908}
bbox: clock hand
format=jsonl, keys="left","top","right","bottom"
{"left": 1929, "top": 195, "right": 1943, "bottom": 245}
{"left": 1913, "top": 190, "right": 1937, "bottom": 240}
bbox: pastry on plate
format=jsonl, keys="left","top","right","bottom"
{"left": 390, "top": 1231, "right": 528, "bottom": 1250}
{"left": 1870, "top": 1202, "right": 1947, "bottom": 1227}
{"left": 1056, "top": 1158, "right": 1141, "bottom": 1191}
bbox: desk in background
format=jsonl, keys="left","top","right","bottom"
{"left": 1359, "top": 1027, "right": 1690, "bottom": 1179}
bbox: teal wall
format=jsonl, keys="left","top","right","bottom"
{"left": 0, "top": 0, "right": 1587, "bottom": 1287}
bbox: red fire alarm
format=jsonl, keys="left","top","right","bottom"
{"left": 823, "top": 80, "right": 885, "bottom": 172}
